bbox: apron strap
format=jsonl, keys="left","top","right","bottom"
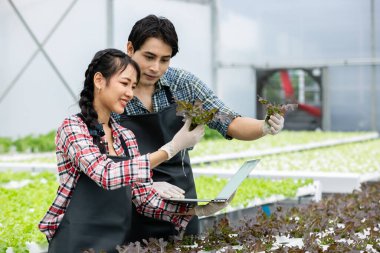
{"left": 77, "top": 113, "right": 130, "bottom": 158}
{"left": 119, "top": 135, "right": 131, "bottom": 158}
{"left": 163, "top": 85, "right": 175, "bottom": 104}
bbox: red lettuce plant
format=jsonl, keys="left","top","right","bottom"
{"left": 109, "top": 181, "right": 380, "bottom": 252}
{"left": 258, "top": 95, "right": 298, "bottom": 122}
{"left": 175, "top": 99, "right": 234, "bottom": 130}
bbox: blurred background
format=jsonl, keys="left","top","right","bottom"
{"left": 1, "top": 0, "right": 379, "bottom": 138}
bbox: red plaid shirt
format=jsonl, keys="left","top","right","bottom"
{"left": 39, "top": 115, "right": 191, "bottom": 241}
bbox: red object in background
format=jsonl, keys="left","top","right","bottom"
{"left": 298, "top": 103, "right": 321, "bottom": 117}
{"left": 280, "top": 71, "right": 295, "bottom": 98}
{"left": 280, "top": 70, "right": 321, "bottom": 117}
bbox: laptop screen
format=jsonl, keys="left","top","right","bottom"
{"left": 216, "top": 159, "right": 260, "bottom": 200}
{"left": 163, "top": 159, "right": 260, "bottom": 203}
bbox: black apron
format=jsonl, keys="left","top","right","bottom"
{"left": 48, "top": 140, "right": 134, "bottom": 253}
{"left": 119, "top": 87, "right": 199, "bottom": 242}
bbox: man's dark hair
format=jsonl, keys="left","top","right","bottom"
{"left": 128, "top": 14, "right": 179, "bottom": 57}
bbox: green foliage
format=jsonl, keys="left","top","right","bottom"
{"left": 192, "top": 130, "right": 377, "bottom": 158}
{"left": 199, "top": 138, "right": 380, "bottom": 173}
{"left": 203, "top": 126, "right": 223, "bottom": 141}
{"left": 0, "top": 171, "right": 312, "bottom": 251}
{"left": 0, "top": 171, "right": 58, "bottom": 252}
{"left": 195, "top": 176, "right": 313, "bottom": 207}
{"left": 2, "top": 172, "right": 380, "bottom": 252}
{"left": 0, "top": 137, "right": 12, "bottom": 153}
{"left": 0, "top": 130, "right": 56, "bottom": 154}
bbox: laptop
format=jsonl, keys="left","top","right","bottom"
{"left": 165, "top": 159, "right": 260, "bottom": 204}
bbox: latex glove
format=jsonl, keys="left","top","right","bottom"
{"left": 262, "top": 113, "right": 284, "bottom": 135}
{"left": 160, "top": 118, "right": 205, "bottom": 159}
{"left": 152, "top": 181, "right": 185, "bottom": 199}
{"left": 194, "top": 192, "right": 236, "bottom": 217}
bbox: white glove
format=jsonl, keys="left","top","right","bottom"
{"left": 160, "top": 118, "right": 205, "bottom": 159}
{"left": 194, "top": 192, "right": 236, "bottom": 217}
{"left": 262, "top": 113, "right": 284, "bottom": 135}
{"left": 152, "top": 181, "right": 185, "bottom": 199}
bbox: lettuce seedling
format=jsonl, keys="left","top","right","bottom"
{"left": 175, "top": 99, "right": 234, "bottom": 130}
{"left": 258, "top": 95, "right": 298, "bottom": 122}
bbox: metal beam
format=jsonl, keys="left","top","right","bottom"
{"left": 219, "top": 58, "right": 380, "bottom": 70}
{"left": 165, "top": 0, "right": 211, "bottom": 5}
{"left": 1, "top": 0, "right": 78, "bottom": 105}
{"left": 1, "top": 0, "right": 79, "bottom": 104}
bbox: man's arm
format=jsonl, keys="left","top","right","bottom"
{"left": 227, "top": 117, "right": 264, "bottom": 141}
{"left": 170, "top": 68, "right": 284, "bottom": 140}
{"left": 227, "top": 114, "right": 284, "bottom": 141}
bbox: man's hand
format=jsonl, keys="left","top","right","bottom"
{"left": 262, "top": 113, "right": 284, "bottom": 135}
{"left": 152, "top": 182, "right": 185, "bottom": 199}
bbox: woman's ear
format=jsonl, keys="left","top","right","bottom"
{"left": 126, "top": 41, "right": 134, "bottom": 57}
{"left": 93, "top": 72, "right": 105, "bottom": 91}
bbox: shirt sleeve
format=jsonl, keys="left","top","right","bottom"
{"left": 131, "top": 182, "right": 192, "bottom": 230}
{"left": 56, "top": 116, "right": 151, "bottom": 190}
{"left": 175, "top": 70, "right": 240, "bottom": 139}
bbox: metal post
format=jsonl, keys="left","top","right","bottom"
{"left": 322, "top": 67, "right": 330, "bottom": 131}
{"left": 370, "top": 0, "right": 377, "bottom": 131}
{"left": 210, "top": 0, "right": 219, "bottom": 95}
{"left": 297, "top": 70, "right": 305, "bottom": 104}
{"left": 107, "top": 0, "right": 114, "bottom": 47}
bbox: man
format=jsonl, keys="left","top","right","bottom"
{"left": 115, "top": 14, "right": 284, "bottom": 242}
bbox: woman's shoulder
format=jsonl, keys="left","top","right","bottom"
{"left": 58, "top": 114, "right": 87, "bottom": 133}
{"left": 55, "top": 114, "right": 90, "bottom": 146}
{"left": 60, "top": 114, "right": 83, "bottom": 125}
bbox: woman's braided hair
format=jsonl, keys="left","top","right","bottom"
{"left": 78, "top": 48, "right": 140, "bottom": 153}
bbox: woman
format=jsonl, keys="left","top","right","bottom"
{"left": 38, "top": 48, "right": 206, "bottom": 253}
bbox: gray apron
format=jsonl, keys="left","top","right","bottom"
{"left": 48, "top": 138, "right": 134, "bottom": 253}
{"left": 119, "top": 87, "right": 199, "bottom": 242}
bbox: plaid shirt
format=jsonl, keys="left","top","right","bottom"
{"left": 113, "top": 67, "right": 240, "bottom": 138}
{"left": 39, "top": 115, "right": 191, "bottom": 241}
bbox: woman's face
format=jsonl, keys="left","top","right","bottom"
{"left": 97, "top": 64, "right": 138, "bottom": 114}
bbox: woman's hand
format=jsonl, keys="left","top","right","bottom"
{"left": 160, "top": 119, "right": 205, "bottom": 159}
{"left": 152, "top": 181, "right": 185, "bottom": 199}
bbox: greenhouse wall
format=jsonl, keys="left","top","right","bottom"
{"left": 0, "top": 0, "right": 212, "bottom": 138}
{"left": 217, "top": 67, "right": 257, "bottom": 118}
{"left": 217, "top": 0, "right": 380, "bottom": 132}
{"left": 1, "top": 0, "right": 379, "bottom": 138}
{"left": 326, "top": 65, "right": 380, "bottom": 131}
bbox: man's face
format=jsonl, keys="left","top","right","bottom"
{"left": 127, "top": 37, "right": 172, "bottom": 86}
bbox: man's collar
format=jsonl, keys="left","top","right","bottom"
{"left": 155, "top": 72, "right": 170, "bottom": 91}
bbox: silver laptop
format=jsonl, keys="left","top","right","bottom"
{"left": 165, "top": 159, "right": 260, "bottom": 203}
